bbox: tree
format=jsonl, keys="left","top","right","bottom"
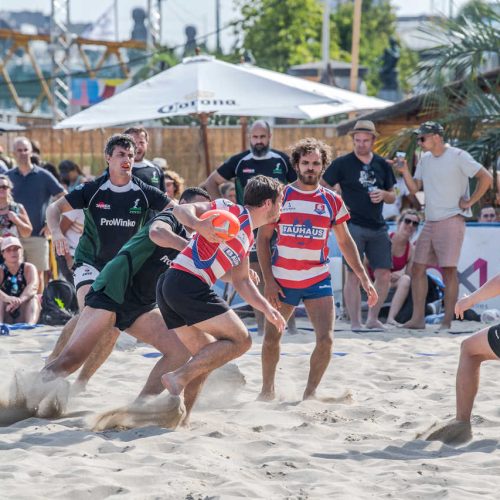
{"left": 233, "top": 0, "right": 335, "bottom": 73}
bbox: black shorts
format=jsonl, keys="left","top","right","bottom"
{"left": 85, "top": 288, "right": 157, "bottom": 330}
{"left": 487, "top": 324, "right": 500, "bottom": 358}
{"left": 157, "top": 268, "right": 229, "bottom": 329}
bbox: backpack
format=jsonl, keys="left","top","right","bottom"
{"left": 40, "top": 280, "right": 78, "bottom": 326}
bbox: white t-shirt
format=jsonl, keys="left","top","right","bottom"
{"left": 414, "top": 146, "right": 481, "bottom": 221}
{"left": 62, "top": 209, "right": 84, "bottom": 256}
{"left": 383, "top": 176, "right": 409, "bottom": 220}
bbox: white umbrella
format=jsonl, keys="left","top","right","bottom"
{"left": 0, "top": 121, "right": 26, "bottom": 132}
{"left": 55, "top": 55, "right": 391, "bottom": 173}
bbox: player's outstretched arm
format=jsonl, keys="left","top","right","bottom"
{"left": 172, "top": 201, "right": 224, "bottom": 243}
{"left": 455, "top": 273, "right": 500, "bottom": 319}
{"left": 333, "top": 222, "right": 378, "bottom": 307}
{"left": 149, "top": 220, "right": 188, "bottom": 252}
{"left": 46, "top": 196, "right": 74, "bottom": 256}
{"left": 232, "top": 256, "right": 286, "bottom": 333}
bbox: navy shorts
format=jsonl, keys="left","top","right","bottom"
{"left": 345, "top": 222, "right": 392, "bottom": 271}
{"left": 487, "top": 324, "right": 500, "bottom": 358}
{"left": 280, "top": 276, "right": 333, "bottom": 307}
{"left": 157, "top": 268, "right": 230, "bottom": 329}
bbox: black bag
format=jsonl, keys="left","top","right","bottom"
{"left": 40, "top": 280, "right": 78, "bottom": 326}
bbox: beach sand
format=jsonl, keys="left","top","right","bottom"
{"left": 1, "top": 319, "right": 499, "bottom": 499}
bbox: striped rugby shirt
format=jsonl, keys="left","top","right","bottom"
{"left": 271, "top": 184, "right": 350, "bottom": 289}
{"left": 171, "top": 199, "right": 254, "bottom": 286}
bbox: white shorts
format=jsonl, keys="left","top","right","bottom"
{"left": 73, "top": 263, "right": 99, "bottom": 291}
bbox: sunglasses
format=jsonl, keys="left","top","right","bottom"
{"left": 0, "top": 185, "right": 10, "bottom": 190}
{"left": 481, "top": 213, "right": 496, "bottom": 219}
{"left": 417, "top": 136, "right": 428, "bottom": 143}
{"left": 403, "top": 218, "right": 419, "bottom": 227}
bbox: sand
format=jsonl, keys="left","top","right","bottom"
{"left": 1, "top": 319, "right": 499, "bottom": 499}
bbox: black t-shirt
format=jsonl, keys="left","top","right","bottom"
{"left": 66, "top": 173, "right": 170, "bottom": 269}
{"left": 217, "top": 149, "right": 296, "bottom": 204}
{"left": 91, "top": 209, "right": 186, "bottom": 306}
{"left": 132, "top": 159, "right": 165, "bottom": 191}
{"left": 323, "top": 152, "right": 396, "bottom": 229}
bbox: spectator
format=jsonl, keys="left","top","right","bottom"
{"left": 478, "top": 205, "right": 496, "bottom": 223}
{"left": 57, "top": 208, "right": 84, "bottom": 284}
{"left": 123, "top": 127, "right": 165, "bottom": 190}
{"left": 0, "top": 174, "right": 32, "bottom": 239}
{"left": 164, "top": 170, "right": 185, "bottom": 200}
{"left": 383, "top": 209, "right": 419, "bottom": 325}
{"left": 0, "top": 236, "right": 40, "bottom": 324}
{"left": 201, "top": 120, "right": 298, "bottom": 335}
{"left": 152, "top": 157, "right": 168, "bottom": 170}
{"left": 0, "top": 145, "right": 14, "bottom": 170}
{"left": 7, "top": 137, "right": 65, "bottom": 292}
{"left": 397, "top": 121, "right": 492, "bottom": 330}
{"left": 59, "top": 160, "right": 86, "bottom": 192}
{"left": 220, "top": 181, "right": 237, "bottom": 204}
{"left": 322, "top": 120, "right": 396, "bottom": 330}
{"left": 42, "top": 162, "right": 61, "bottom": 183}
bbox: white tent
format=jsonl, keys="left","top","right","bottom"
{"left": 55, "top": 55, "right": 391, "bottom": 172}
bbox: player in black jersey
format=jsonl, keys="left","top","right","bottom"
{"left": 124, "top": 126, "right": 165, "bottom": 191}
{"left": 201, "top": 120, "right": 298, "bottom": 335}
{"left": 47, "top": 134, "right": 171, "bottom": 307}
{"left": 39, "top": 188, "right": 210, "bottom": 427}
{"left": 202, "top": 120, "right": 295, "bottom": 204}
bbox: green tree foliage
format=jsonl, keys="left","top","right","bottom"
{"left": 331, "top": 0, "right": 397, "bottom": 94}
{"left": 233, "top": 0, "right": 332, "bottom": 73}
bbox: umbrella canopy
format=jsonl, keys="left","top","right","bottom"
{"left": 0, "top": 121, "right": 26, "bottom": 132}
{"left": 55, "top": 55, "right": 390, "bottom": 130}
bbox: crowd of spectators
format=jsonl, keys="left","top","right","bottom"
{"left": 0, "top": 119, "right": 496, "bottom": 328}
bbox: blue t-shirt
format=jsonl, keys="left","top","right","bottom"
{"left": 7, "top": 166, "right": 64, "bottom": 235}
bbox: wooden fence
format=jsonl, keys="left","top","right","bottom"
{"left": 0, "top": 126, "right": 352, "bottom": 186}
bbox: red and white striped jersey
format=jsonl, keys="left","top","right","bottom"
{"left": 272, "top": 184, "right": 350, "bottom": 289}
{"left": 171, "top": 199, "right": 254, "bottom": 286}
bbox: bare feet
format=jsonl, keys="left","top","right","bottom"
{"left": 351, "top": 323, "right": 364, "bottom": 331}
{"left": 403, "top": 320, "right": 426, "bottom": 330}
{"left": 365, "top": 319, "right": 386, "bottom": 330}
{"left": 257, "top": 390, "right": 275, "bottom": 402}
{"left": 161, "top": 372, "right": 184, "bottom": 396}
{"left": 386, "top": 318, "right": 401, "bottom": 327}
{"left": 303, "top": 390, "right": 353, "bottom": 404}
{"left": 436, "top": 322, "right": 452, "bottom": 332}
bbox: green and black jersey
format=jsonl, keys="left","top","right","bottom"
{"left": 132, "top": 159, "right": 165, "bottom": 191}
{"left": 90, "top": 209, "right": 186, "bottom": 308}
{"left": 66, "top": 173, "right": 170, "bottom": 270}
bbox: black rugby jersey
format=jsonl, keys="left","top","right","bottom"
{"left": 66, "top": 173, "right": 169, "bottom": 269}
{"left": 91, "top": 209, "right": 186, "bottom": 307}
{"left": 217, "top": 149, "right": 296, "bottom": 204}
{"left": 132, "top": 159, "right": 165, "bottom": 191}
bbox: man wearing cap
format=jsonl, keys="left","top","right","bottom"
{"left": 0, "top": 236, "right": 40, "bottom": 324}
{"left": 322, "top": 120, "right": 396, "bottom": 330}
{"left": 397, "top": 121, "right": 492, "bottom": 330}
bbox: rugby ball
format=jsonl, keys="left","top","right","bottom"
{"left": 199, "top": 209, "right": 240, "bottom": 241}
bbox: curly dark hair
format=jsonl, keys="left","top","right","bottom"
{"left": 104, "top": 134, "right": 136, "bottom": 157}
{"left": 289, "top": 137, "right": 332, "bottom": 170}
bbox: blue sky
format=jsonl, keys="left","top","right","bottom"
{"left": 1, "top": 0, "right": 470, "bottom": 52}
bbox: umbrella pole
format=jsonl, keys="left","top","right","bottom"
{"left": 200, "top": 113, "right": 211, "bottom": 178}
{"left": 240, "top": 116, "right": 248, "bottom": 151}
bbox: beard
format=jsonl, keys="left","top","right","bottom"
{"left": 250, "top": 142, "right": 270, "bottom": 158}
{"left": 298, "top": 171, "right": 320, "bottom": 186}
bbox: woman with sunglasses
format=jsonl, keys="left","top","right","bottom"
{"left": 384, "top": 210, "right": 420, "bottom": 325}
{"left": 0, "top": 174, "right": 33, "bottom": 243}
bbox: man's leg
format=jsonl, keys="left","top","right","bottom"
{"left": 258, "top": 303, "right": 295, "bottom": 401}
{"left": 456, "top": 327, "right": 498, "bottom": 422}
{"left": 302, "top": 295, "right": 334, "bottom": 399}
{"left": 365, "top": 268, "right": 391, "bottom": 329}
{"left": 128, "top": 309, "right": 192, "bottom": 397}
{"left": 249, "top": 261, "right": 266, "bottom": 336}
{"left": 46, "top": 315, "right": 79, "bottom": 364}
{"left": 161, "top": 309, "right": 252, "bottom": 396}
{"left": 42, "top": 307, "right": 116, "bottom": 380}
{"left": 344, "top": 269, "right": 363, "bottom": 329}
{"left": 440, "top": 266, "right": 459, "bottom": 330}
{"left": 387, "top": 275, "right": 411, "bottom": 324}
{"left": 403, "top": 263, "right": 428, "bottom": 329}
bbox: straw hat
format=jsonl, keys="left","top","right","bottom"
{"left": 348, "top": 120, "right": 379, "bottom": 137}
